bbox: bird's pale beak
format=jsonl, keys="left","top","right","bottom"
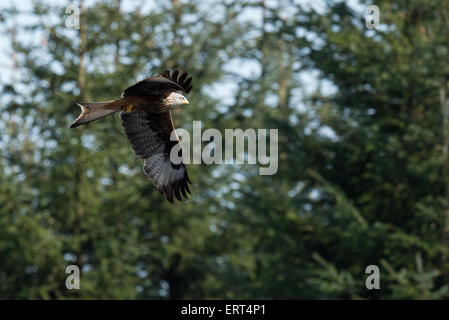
{"left": 183, "top": 99, "right": 190, "bottom": 105}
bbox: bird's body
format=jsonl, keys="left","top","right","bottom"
{"left": 70, "top": 70, "right": 193, "bottom": 203}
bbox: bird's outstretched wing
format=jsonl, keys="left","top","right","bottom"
{"left": 161, "top": 70, "right": 193, "bottom": 93}
{"left": 122, "top": 70, "right": 193, "bottom": 98}
{"left": 120, "top": 110, "right": 191, "bottom": 202}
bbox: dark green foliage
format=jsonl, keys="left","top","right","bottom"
{"left": 0, "top": 0, "right": 448, "bottom": 299}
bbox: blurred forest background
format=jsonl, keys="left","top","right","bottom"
{"left": 0, "top": 0, "right": 448, "bottom": 299}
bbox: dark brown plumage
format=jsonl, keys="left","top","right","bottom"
{"left": 69, "top": 70, "right": 193, "bottom": 203}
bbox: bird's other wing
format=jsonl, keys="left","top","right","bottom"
{"left": 122, "top": 70, "right": 193, "bottom": 98}
{"left": 160, "top": 70, "right": 193, "bottom": 93}
{"left": 120, "top": 110, "right": 191, "bottom": 202}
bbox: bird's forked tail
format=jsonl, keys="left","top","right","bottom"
{"left": 69, "top": 99, "right": 127, "bottom": 128}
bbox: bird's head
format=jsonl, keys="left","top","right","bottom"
{"left": 165, "top": 92, "right": 189, "bottom": 109}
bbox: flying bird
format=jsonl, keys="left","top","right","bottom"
{"left": 70, "top": 70, "right": 192, "bottom": 203}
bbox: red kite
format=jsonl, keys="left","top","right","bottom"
{"left": 70, "top": 70, "right": 192, "bottom": 203}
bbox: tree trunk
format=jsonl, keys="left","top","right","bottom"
{"left": 74, "top": 0, "right": 87, "bottom": 273}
